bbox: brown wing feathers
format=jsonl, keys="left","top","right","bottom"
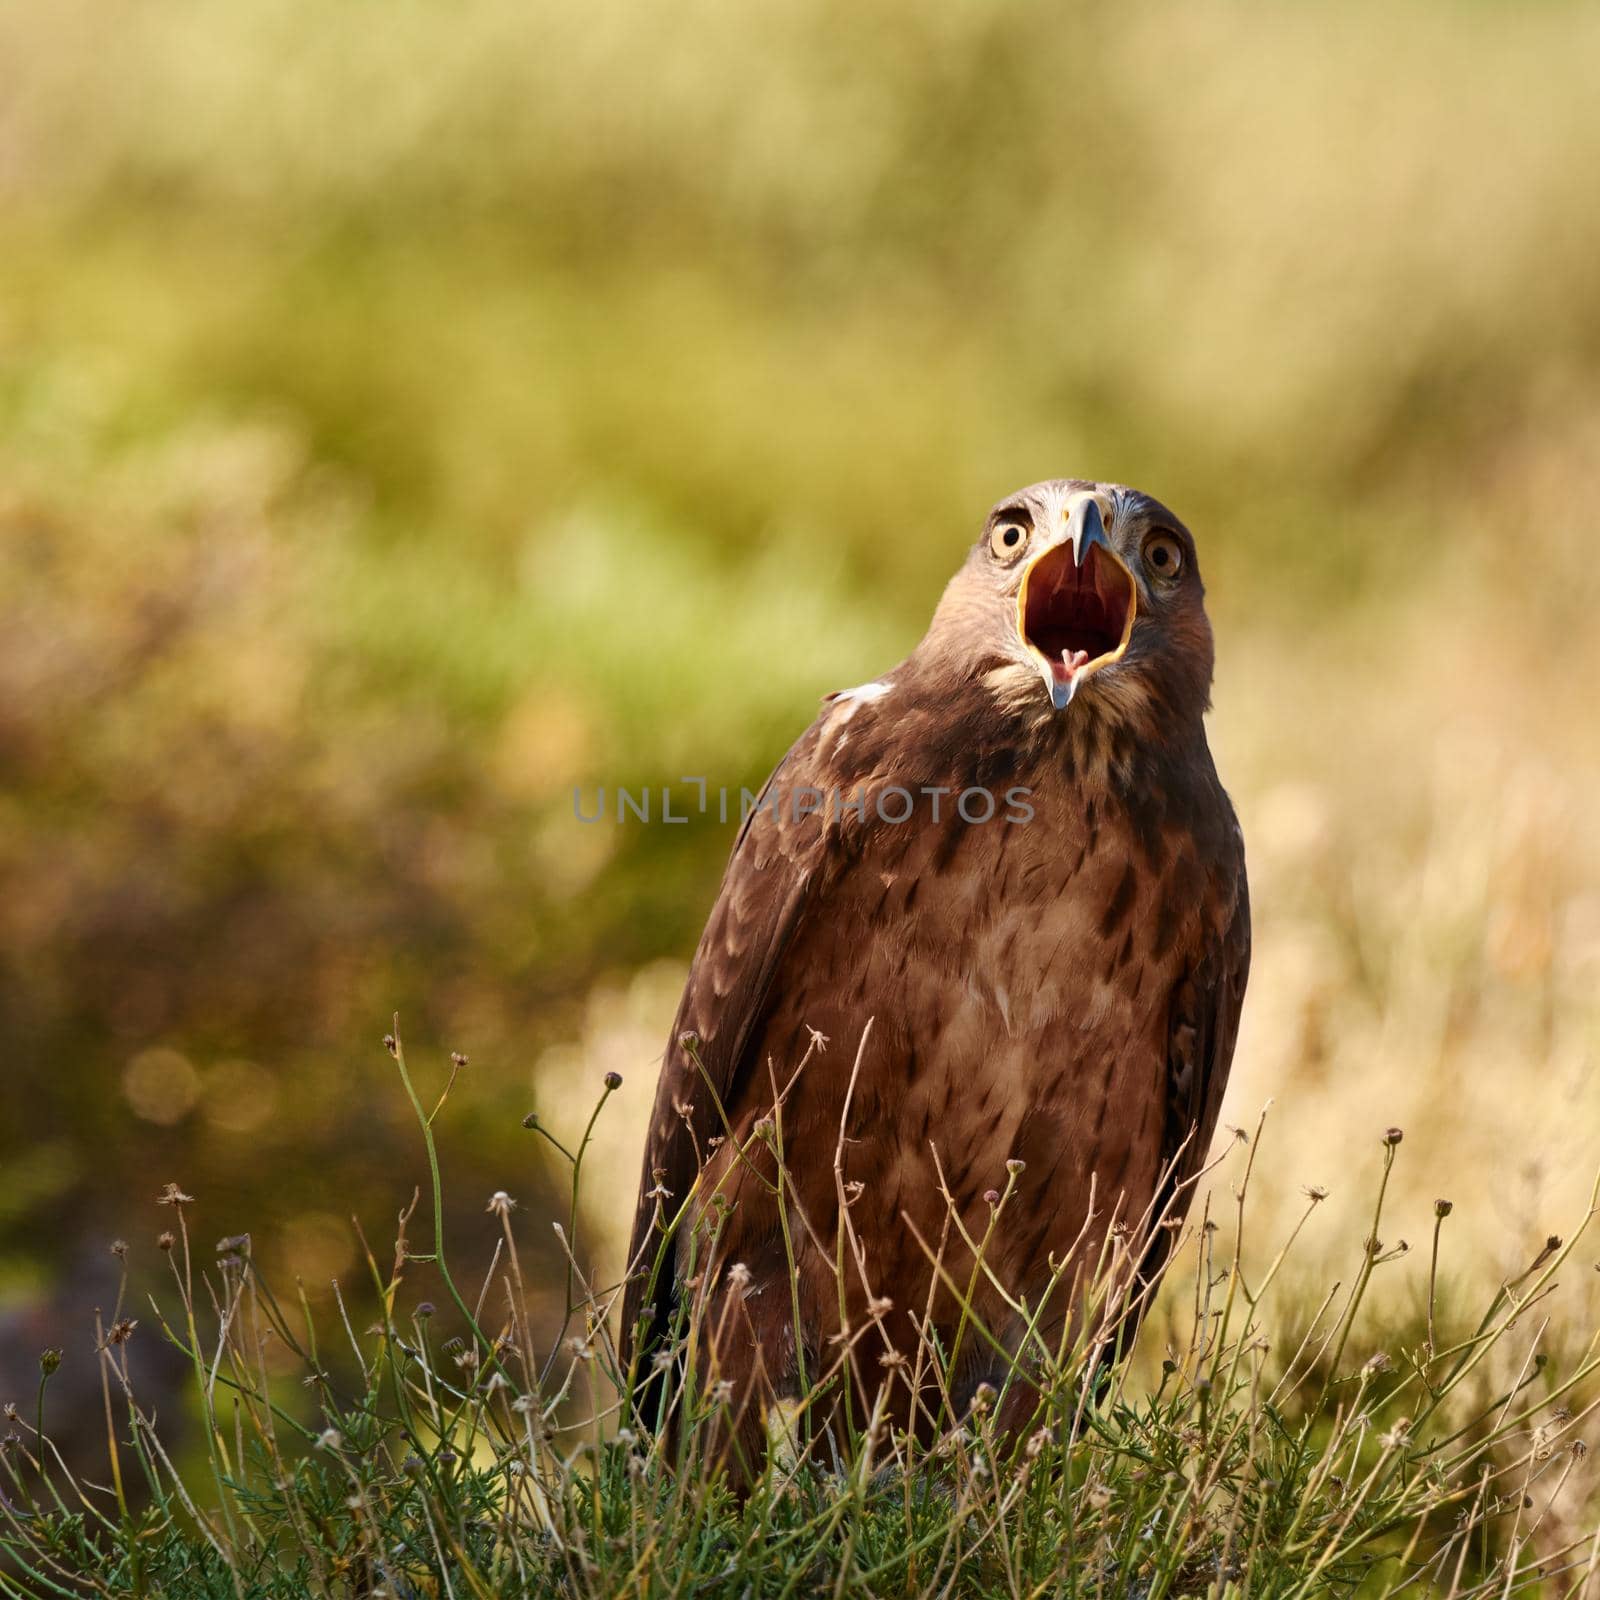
{"left": 618, "top": 729, "right": 832, "bottom": 1387}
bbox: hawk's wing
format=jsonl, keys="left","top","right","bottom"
{"left": 618, "top": 714, "right": 843, "bottom": 1379}
{"left": 1158, "top": 822, "right": 1251, "bottom": 1234}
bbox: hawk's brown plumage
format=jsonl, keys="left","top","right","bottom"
{"left": 622, "top": 479, "right": 1249, "bottom": 1473}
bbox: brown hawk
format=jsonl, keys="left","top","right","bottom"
{"left": 621, "top": 479, "right": 1250, "bottom": 1475}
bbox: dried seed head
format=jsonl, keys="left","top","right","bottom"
{"left": 604, "top": 1071, "right": 623, "bottom": 1091}
{"left": 521, "top": 1110, "right": 540, "bottom": 1129}
{"left": 1383, "top": 1127, "right": 1403, "bottom": 1146}
{"left": 382, "top": 1034, "right": 398, "bottom": 1057}
{"left": 970, "top": 1382, "right": 997, "bottom": 1414}
{"left": 416, "top": 1302, "right": 436, "bottom": 1318}
{"left": 450, "top": 1051, "right": 469, "bottom": 1068}
{"left": 486, "top": 1191, "right": 518, "bottom": 1217}
{"left": 102, "top": 1319, "right": 138, "bottom": 1348}
{"left": 216, "top": 1235, "right": 250, "bottom": 1256}
{"left": 110, "top": 1239, "right": 129, "bottom": 1260}
{"left": 1005, "top": 1159, "right": 1026, "bottom": 1176}
{"left": 157, "top": 1231, "right": 175, "bottom": 1251}
{"left": 1435, "top": 1198, "right": 1453, "bottom": 1218}
{"left": 710, "top": 1379, "right": 735, "bottom": 1404}
{"left": 157, "top": 1183, "right": 194, "bottom": 1207}
{"left": 316, "top": 1428, "right": 342, "bottom": 1450}
{"left": 1304, "top": 1185, "right": 1329, "bottom": 1203}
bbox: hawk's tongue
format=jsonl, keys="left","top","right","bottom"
{"left": 1056, "top": 647, "right": 1091, "bottom": 682}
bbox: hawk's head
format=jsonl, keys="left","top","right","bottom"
{"left": 929, "top": 479, "right": 1215, "bottom": 735}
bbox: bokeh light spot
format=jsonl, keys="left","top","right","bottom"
{"left": 202, "top": 1059, "right": 280, "bottom": 1135}
{"left": 122, "top": 1048, "right": 200, "bottom": 1125}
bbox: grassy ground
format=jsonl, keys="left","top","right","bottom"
{"left": 3, "top": 1035, "right": 1597, "bottom": 1598}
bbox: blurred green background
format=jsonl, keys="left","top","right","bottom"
{"left": 4, "top": 0, "right": 1600, "bottom": 1424}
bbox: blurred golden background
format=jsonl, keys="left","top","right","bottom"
{"left": 3, "top": 0, "right": 1599, "bottom": 1414}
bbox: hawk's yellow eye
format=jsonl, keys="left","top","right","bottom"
{"left": 989, "top": 521, "right": 1029, "bottom": 561}
{"left": 1142, "top": 532, "right": 1184, "bottom": 579}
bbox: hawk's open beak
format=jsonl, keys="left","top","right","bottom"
{"left": 1018, "top": 497, "right": 1137, "bottom": 710}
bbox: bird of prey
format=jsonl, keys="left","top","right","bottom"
{"left": 621, "top": 479, "right": 1249, "bottom": 1477}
